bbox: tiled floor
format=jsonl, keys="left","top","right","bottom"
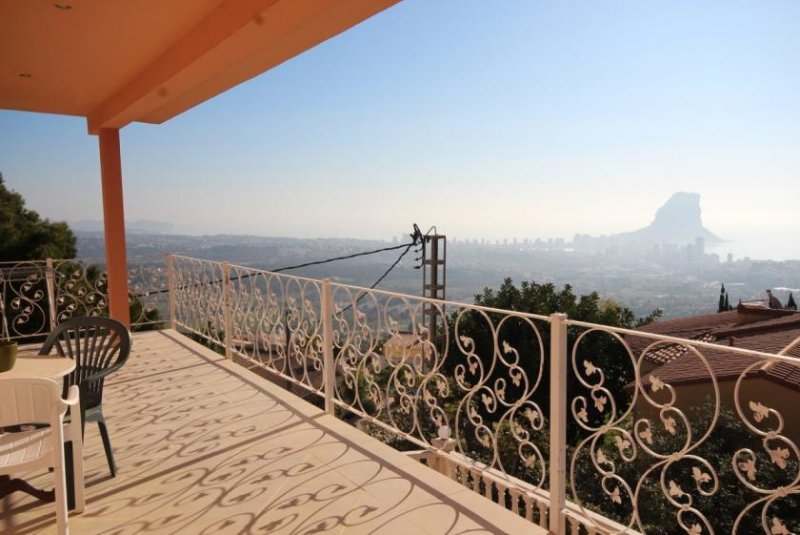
{"left": 1, "top": 330, "right": 541, "bottom": 534}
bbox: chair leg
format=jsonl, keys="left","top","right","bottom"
{"left": 68, "top": 398, "right": 85, "bottom": 513}
{"left": 70, "top": 435, "right": 85, "bottom": 512}
{"left": 53, "top": 461, "right": 69, "bottom": 535}
{"left": 64, "top": 441, "right": 74, "bottom": 510}
{"left": 97, "top": 417, "right": 117, "bottom": 477}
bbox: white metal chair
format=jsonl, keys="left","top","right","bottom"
{"left": 0, "top": 378, "right": 85, "bottom": 535}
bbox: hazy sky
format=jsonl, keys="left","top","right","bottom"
{"left": 1, "top": 1, "right": 798, "bottom": 259}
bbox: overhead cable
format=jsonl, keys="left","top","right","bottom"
{"left": 132, "top": 224, "right": 426, "bottom": 298}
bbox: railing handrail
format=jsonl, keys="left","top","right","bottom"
{"left": 174, "top": 254, "right": 556, "bottom": 321}
{"left": 170, "top": 255, "right": 800, "bottom": 362}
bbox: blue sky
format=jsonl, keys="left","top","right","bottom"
{"left": 1, "top": 0, "right": 798, "bottom": 258}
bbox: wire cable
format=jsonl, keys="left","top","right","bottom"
{"left": 270, "top": 241, "right": 417, "bottom": 273}
{"left": 132, "top": 224, "right": 426, "bottom": 298}
{"left": 339, "top": 239, "right": 417, "bottom": 314}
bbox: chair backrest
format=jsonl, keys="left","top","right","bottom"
{"left": 39, "top": 316, "right": 131, "bottom": 401}
{"left": 0, "top": 377, "right": 63, "bottom": 428}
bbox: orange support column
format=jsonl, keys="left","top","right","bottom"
{"left": 98, "top": 128, "right": 131, "bottom": 326}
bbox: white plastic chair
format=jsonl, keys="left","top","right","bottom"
{"left": 0, "top": 378, "right": 85, "bottom": 535}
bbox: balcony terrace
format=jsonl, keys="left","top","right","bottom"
{"left": 2, "top": 329, "right": 535, "bottom": 535}
{"left": 4, "top": 3, "right": 798, "bottom": 533}
{"left": 2, "top": 255, "right": 799, "bottom": 534}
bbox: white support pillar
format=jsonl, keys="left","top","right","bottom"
{"left": 321, "top": 279, "right": 335, "bottom": 414}
{"left": 45, "top": 258, "right": 57, "bottom": 330}
{"left": 549, "top": 312, "right": 568, "bottom": 535}
{"left": 222, "top": 262, "right": 232, "bottom": 359}
{"left": 166, "top": 254, "right": 176, "bottom": 330}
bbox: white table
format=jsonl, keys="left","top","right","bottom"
{"left": 1, "top": 355, "right": 76, "bottom": 380}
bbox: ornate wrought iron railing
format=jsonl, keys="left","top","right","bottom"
{"left": 0, "top": 256, "right": 167, "bottom": 340}
{"left": 171, "top": 255, "right": 552, "bottom": 502}
{"left": 561, "top": 321, "right": 800, "bottom": 535}
{"left": 167, "top": 255, "right": 800, "bottom": 534}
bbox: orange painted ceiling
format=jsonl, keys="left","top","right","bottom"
{"left": 0, "top": 0, "right": 400, "bottom": 133}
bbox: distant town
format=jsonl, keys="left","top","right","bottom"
{"left": 71, "top": 193, "right": 797, "bottom": 320}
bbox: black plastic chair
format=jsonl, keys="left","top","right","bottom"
{"left": 39, "top": 316, "right": 131, "bottom": 477}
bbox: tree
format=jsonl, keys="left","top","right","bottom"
{"left": 1, "top": 173, "right": 161, "bottom": 332}
{"left": 0, "top": 173, "right": 77, "bottom": 261}
{"left": 788, "top": 292, "right": 797, "bottom": 310}
{"left": 718, "top": 283, "right": 733, "bottom": 312}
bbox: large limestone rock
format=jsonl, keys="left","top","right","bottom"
{"left": 625, "top": 192, "right": 722, "bottom": 246}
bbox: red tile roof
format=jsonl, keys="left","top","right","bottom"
{"left": 630, "top": 310, "right": 738, "bottom": 365}
{"left": 632, "top": 306, "right": 799, "bottom": 365}
{"left": 633, "top": 309, "right": 800, "bottom": 389}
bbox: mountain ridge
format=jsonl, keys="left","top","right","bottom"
{"left": 620, "top": 192, "right": 722, "bottom": 245}
{"left": 575, "top": 192, "right": 722, "bottom": 248}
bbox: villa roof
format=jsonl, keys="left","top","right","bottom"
{"left": 636, "top": 309, "right": 800, "bottom": 390}
{"left": 0, "top": 1, "right": 400, "bottom": 132}
{"left": 631, "top": 305, "right": 798, "bottom": 366}
{"left": 630, "top": 310, "right": 738, "bottom": 365}
{"left": 644, "top": 328, "right": 800, "bottom": 389}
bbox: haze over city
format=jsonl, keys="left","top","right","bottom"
{"left": 1, "top": 0, "right": 798, "bottom": 259}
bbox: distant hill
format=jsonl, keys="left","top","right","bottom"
{"left": 71, "top": 219, "right": 174, "bottom": 234}
{"left": 619, "top": 192, "right": 722, "bottom": 246}
{"left": 575, "top": 192, "right": 722, "bottom": 249}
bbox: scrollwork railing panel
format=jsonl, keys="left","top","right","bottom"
{"left": 172, "top": 256, "right": 226, "bottom": 347}
{"left": 51, "top": 259, "right": 109, "bottom": 322}
{"left": 228, "top": 264, "right": 325, "bottom": 394}
{"left": 565, "top": 320, "right": 800, "bottom": 535}
{"left": 1, "top": 257, "right": 166, "bottom": 340}
{"left": 127, "top": 257, "right": 169, "bottom": 327}
{"left": 328, "top": 281, "right": 550, "bottom": 494}
{"left": 0, "top": 260, "right": 50, "bottom": 340}
{"left": 170, "top": 259, "right": 554, "bottom": 495}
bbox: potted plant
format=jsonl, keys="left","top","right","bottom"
{"left": 0, "top": 300, "right": 17, "bottom": 372}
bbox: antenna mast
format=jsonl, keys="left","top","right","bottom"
{"left": 422, "top": 230, "right": 446, "bottom": 343}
